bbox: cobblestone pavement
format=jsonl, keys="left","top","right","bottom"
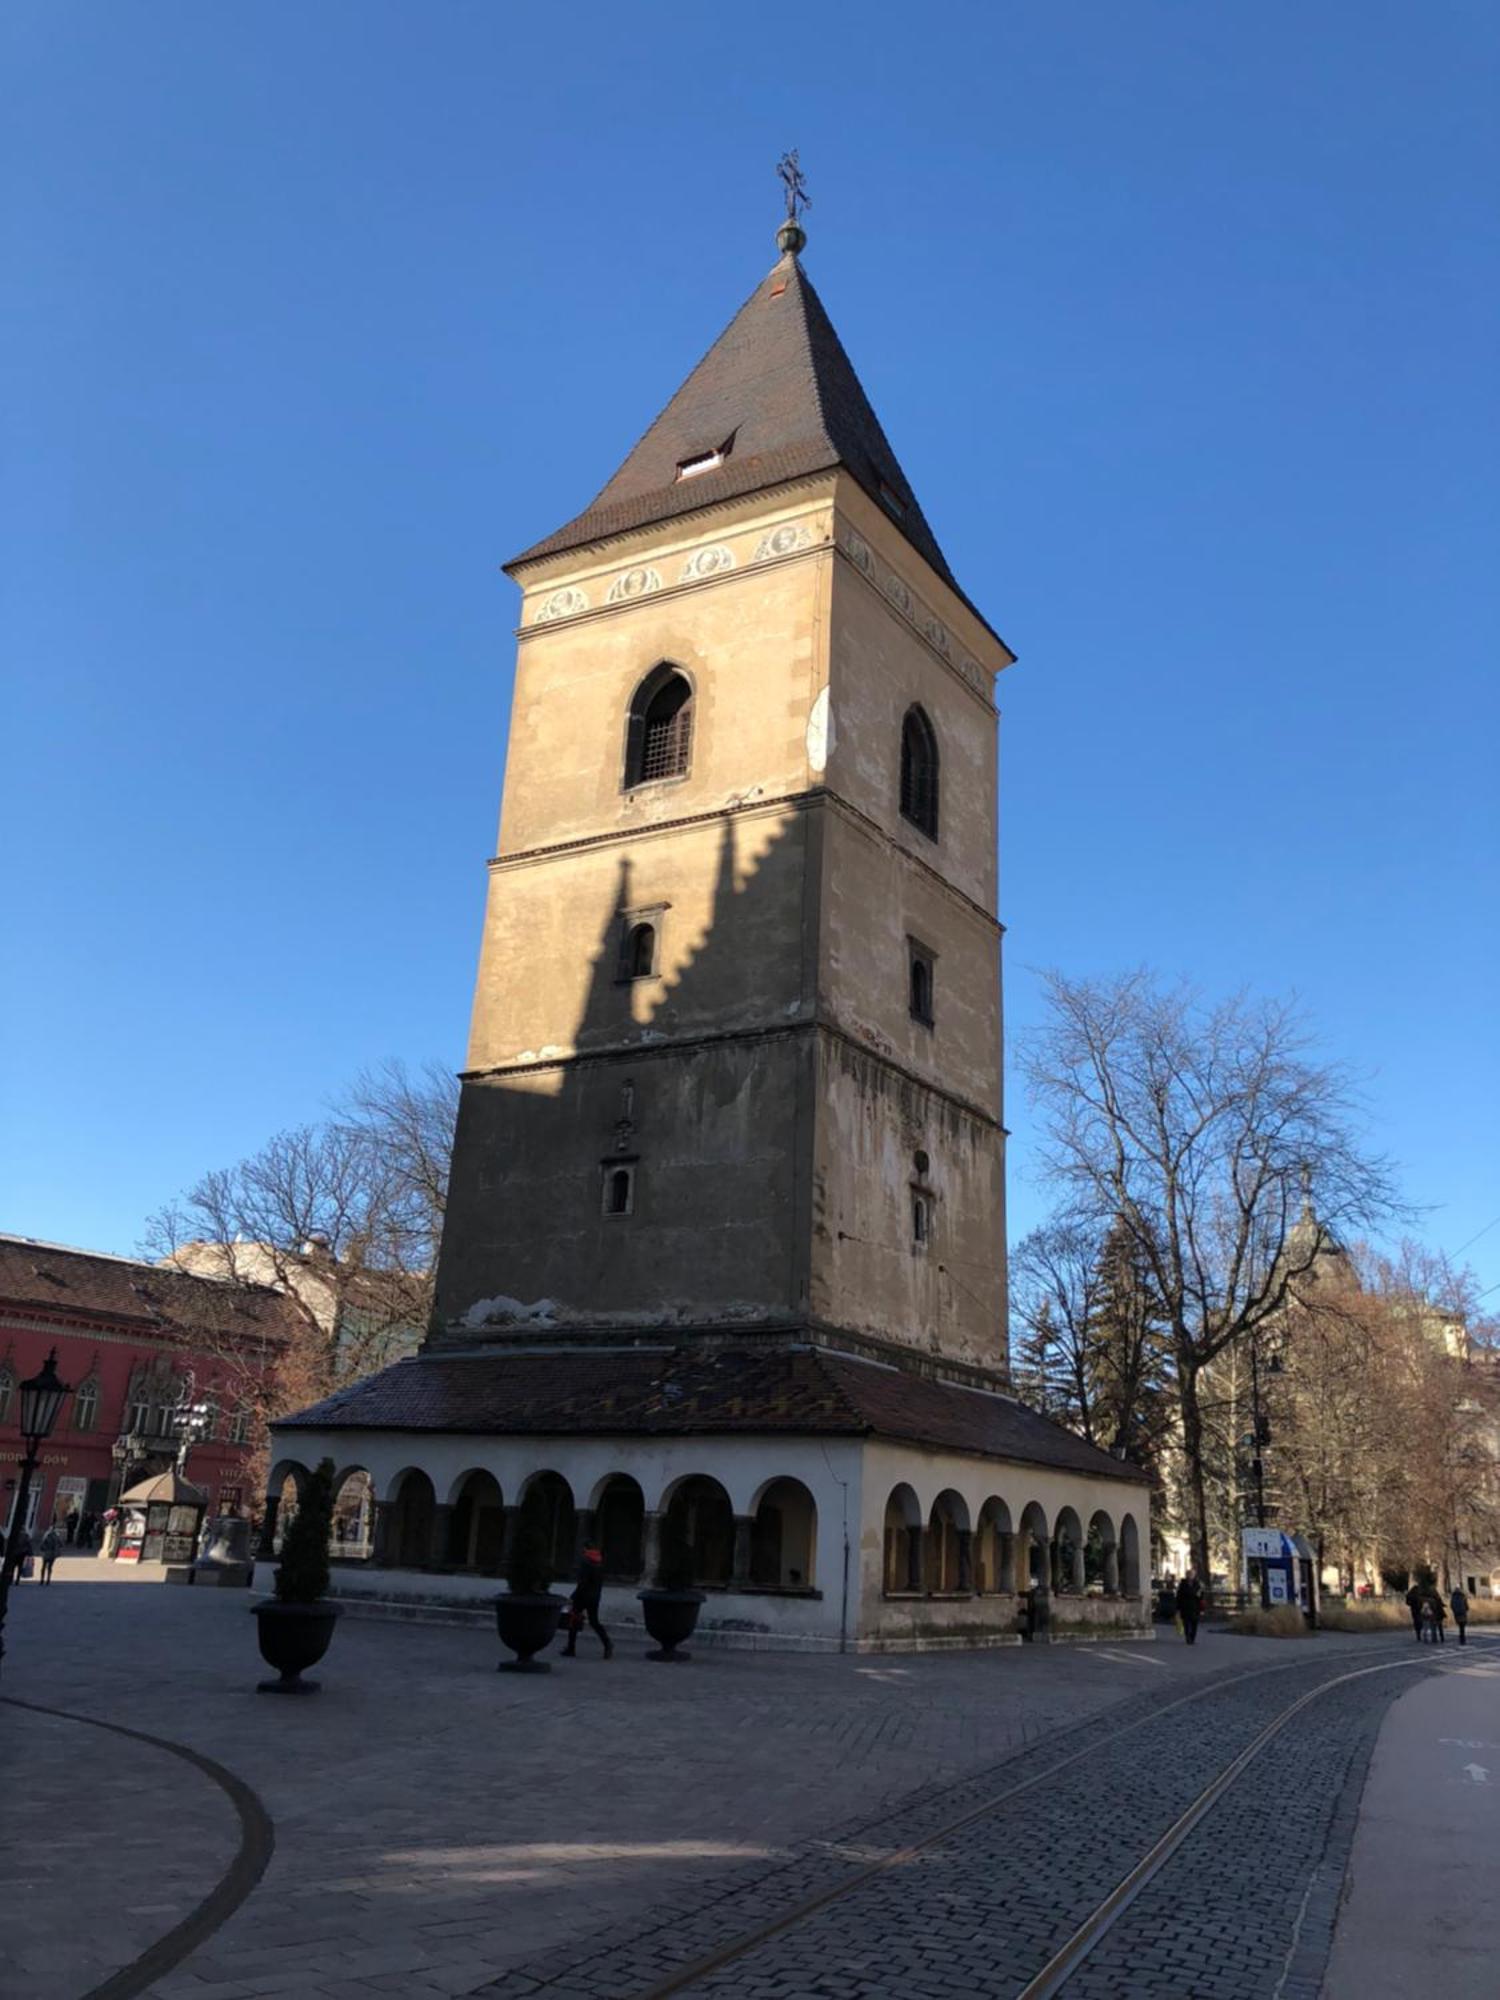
{"left": 0, "top": 1558, "right": 1465, "bottom": 2000}
{"left": 476, "top": 1642, "right": 1458, "bottom": 2000}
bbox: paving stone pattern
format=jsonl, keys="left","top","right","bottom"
{"left": 0, "top": 1562, "right": 1446, "bottom": 2000}
{"left": 0, "top": 1699, "right": 241, "bottom": 2000}
{"left": 1, "top": 1560, "right": 1187, "bottom": 1999}
{"left": 474, "top": 1646, "right": 1434, "bottom": 2000}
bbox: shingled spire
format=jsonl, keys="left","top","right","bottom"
{"left": 508, "top": 248, "right": 962, "bottom": 598}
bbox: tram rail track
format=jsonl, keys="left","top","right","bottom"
{"left": 631, "top": 1633, "right": 1495, "bottom": 1999}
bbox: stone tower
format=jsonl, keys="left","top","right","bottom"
{"left": 274, "top": 218, "right": 1152, "bottom": 1652}
{"left": 434, "top": 233, "right": 1016, "bottom": 1383}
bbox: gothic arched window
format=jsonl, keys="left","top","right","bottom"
{"left": 73, "top": 1378, "right": 100, "bottom": 1432}
{"left": 625, "top": 666, "right": 694, "bottom": 788}
{"left": 0, "top": 1368, "right": 12, "bottom": 1424}
{"left": 899, "top": 705, "right": 940, "bottom": 839}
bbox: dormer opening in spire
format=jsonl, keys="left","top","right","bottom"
{"left": 505, "top": 236, "right": 1006, "bottom": 650}
{"left": 676, "top": 432, "right": 735, "bottom": 482}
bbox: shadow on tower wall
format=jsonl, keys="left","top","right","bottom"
{"left": 431, "top": 805, "right": 815, "bottom": 1346}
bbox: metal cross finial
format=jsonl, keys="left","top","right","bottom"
{"left": 777, "top": 149, "right": 811, "bottom": 223}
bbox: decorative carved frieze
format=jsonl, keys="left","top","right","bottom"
{"left": 533, "top": 586, "right": 589, "bottom": 624}
{"left": 605, "top": 566, "right": 663, "bottom": 603}
{"left": 679, "top": 544, "right": 736, "bottom": 582}
{"left": 837, "top": 528, "right": 990, "bottom": 701}
{"left": 753, "top": 522, "right": 813, "bottom": 562}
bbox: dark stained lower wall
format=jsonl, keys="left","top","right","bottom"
{"left": 432, "top": 1030, "right": 812, "bottom": 1343}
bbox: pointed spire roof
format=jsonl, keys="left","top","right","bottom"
{"left": 509, "top": 250, "right": 964, "bottom": 601}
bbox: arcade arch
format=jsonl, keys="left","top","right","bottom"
{"left": 749, "top": 1477, "right": 817, "bottom": 1589}
{"left": 883, "top": 1482, "right": 923, "bottom": 1594}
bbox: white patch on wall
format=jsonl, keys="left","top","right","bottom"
{"left": 680, "top": 544, "right": 736, "bottom": 583}
{"left": 533, "top": 587, "right": 589, "bottom": 624}
{"left": 753, "top": 522, "right": 813, "bottom": 562}
{"left": 606, "top": 566, "right": 663, "bottom": 603}
{"left": 805, "top": 686, "right": 834, "bottom": 773}
{"left": 462, "top": 1295, "right": 560, "bottom": 1329}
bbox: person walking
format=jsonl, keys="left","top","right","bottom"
{"left": 39, "top": 1523, "right": 62, "bottom": 1585}
{"left": 1406, "top": 1580, "right": 1425, "bottom": 1641}
{"left": 1430, "top": 1590, "right": 1447, "bottom": 1645}
{"left": 12, "top": 1526, "right": 34, "bottom": 1582}
{"left": 561, "top": 1542, "right": 613, "bottom": 1660}
{"left": 1450, "top": 1584, "right": 1469, "bottom": 1645}
{"left": 1176, "top": 1570, "right": 1205, "bottom": 1645}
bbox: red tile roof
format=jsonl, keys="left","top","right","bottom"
{"left": 0, "top": 1234, "right": 300, "bottom": 1349}
{"left": 274, "top": 1342, "right": 1148, "bottom": 1484}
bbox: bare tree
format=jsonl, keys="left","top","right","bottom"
{"left": 1021, "top": 970, "right": 1401, "bottom": 1587}
{"left": 141, "top": 1061, "right": 459, "bottom": 1461}
{"left": 1012, "top": 1216, "right": 1172, "bottom": 1459}
{"left": 1011, "top": 1222, "right": 1105, "bottom": 1439}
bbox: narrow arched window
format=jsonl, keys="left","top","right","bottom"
{"left": 908, "top": 940, "right": 935, "bottom": 1027}
{"left": 910, "top": 955, "right": 932, "bottom": 1024}
{"left": 625, "top": 666, "right": 694, "bottom": 788}
{"left": 900, "top": 705, "right": 939, "bottom": 838}
{"left": 625, "top": 921, "right": 656, "bottom": 979}
{"left": 73, "top": 1379, "right": 99, "bottom": 1432}
{"left": 604, "top": 1166, "right": 634, "bottom": 1216}
{"left": 0, "top": 1370, "right": 12, "bottom": 1424}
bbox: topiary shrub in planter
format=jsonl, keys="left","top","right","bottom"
{"left": 495, "top": 1519, "right": 564, "bottom": 1672}
{"left": 638, "top": 1514, "right": 706, "bottom": 1662}
{"left": 253, "top": 1458, "right": 343, "bottom": 1693}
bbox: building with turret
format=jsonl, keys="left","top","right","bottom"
{"left": 270, "top": 203, "right": 1149, "bottom": 1648}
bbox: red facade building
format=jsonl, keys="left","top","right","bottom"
{"left": 0, "top": 1234, "right": 300, "bottom": 1541}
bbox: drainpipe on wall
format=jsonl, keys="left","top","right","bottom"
{"left": 821, "top": 1444, "right": 851, "bottom": 1654}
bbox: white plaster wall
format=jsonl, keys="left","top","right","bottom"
{"left": 270, "top": 1426, "right": 1147, "bottom": 1650}
{"left": 854, "top": 1437, "right": 1151, "bottom": 1641}
{"left": 273, "top": 1427, "right": 865, "bottom": 1644}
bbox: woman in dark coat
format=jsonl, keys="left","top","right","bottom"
{"left": 1175, "top": 1570, "right": 1205, "bottom": 1644}
{"left": 561, "top": 1543, "right": 613, "bottom": 1660}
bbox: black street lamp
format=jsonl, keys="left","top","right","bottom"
{"left": 0, "top": 1348, "right": 72, "bottom": 1675}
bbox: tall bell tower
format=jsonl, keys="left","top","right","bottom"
{"left": 433, "top": 207, "right": 1016, "bottom": 1385}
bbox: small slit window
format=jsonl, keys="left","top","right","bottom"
{"left": 900, "top": 705, "right": 940, "bottom": 839}
{"left": 623, "top": 921, "right": 657, "bottom": 980}
{"left": 603, "top": 1166, "right": 635, "bottom": 1216}
{"left": 909, "top": 942, "right": 935, "bottom": 1027}
{"left": 626, "top": 666, "right": 694, "bottom": 788}
{"left": 912, "top": 1193, "right": 931, "bottom": 1245}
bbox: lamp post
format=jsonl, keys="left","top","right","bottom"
{"left": 174, "top": 1398, "right": 211, "bottom": 1479}
{"left": 1247, "top": 1336, "right": 1284, "bottom": 1608}
{"left": 0, "top": 1348, "right": 72, "bottom": 1676}
{"left": 110, "top": 1432, "right": 136, "bottom": 1506}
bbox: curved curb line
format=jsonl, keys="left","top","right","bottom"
{"left": 1, "top": 1694, "right": 275, "bottom": 2000}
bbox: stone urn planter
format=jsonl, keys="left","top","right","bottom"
{"left": 495, "top": 1590, "right": 565, "bottom": 1672}
{"left": 255, "top": 1458, "right": 342, "bottom": 1693}
{"left": 253, "top": 1598, "right": 343, "bottom": 1693}
{"left": 638, "top": 1587, "right": 706, "bottom": 1662}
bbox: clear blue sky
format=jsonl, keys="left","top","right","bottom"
{"left": 4, "top": 4, "right": 1497, "bottom": 1297}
